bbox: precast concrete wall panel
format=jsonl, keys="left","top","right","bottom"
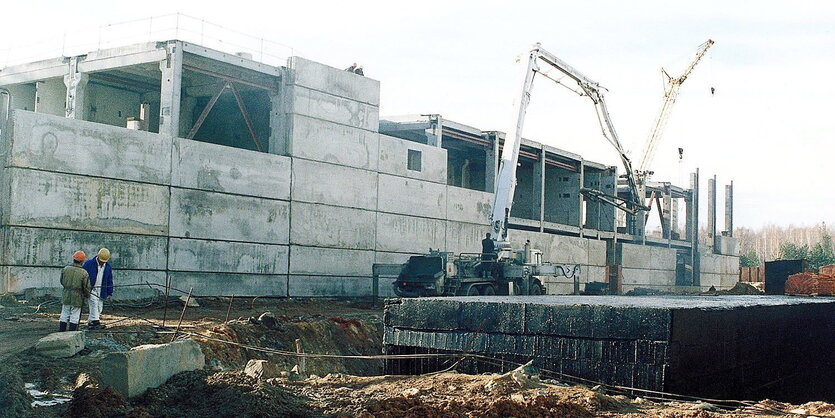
{"left": 168, "top": 272, "right": 288, "bottom": 297}
{"left": 700, "top": 253, "right": 739, "bottom": 275}
{"left": 168, "top": 238, "right": 288, "bottom": 274}
{"left": 1, "top": 266, "right": 166, "bottom": 298}
{"left": 621, "top": 243, "right": 677, "bottom": 270}
{"left": 510, "top": 230, "right": 590, "bottom": 265}
{"left": 587, "top": 239, "right": 607, "bottom": 267}
{"left": 622, "top": 268, "right": 677, "bottom": 287}
{"left": 169, "top": 188, "right": 289, "bottom": 244}
{"left": 445, "top": 221, "right": 486, "bottom": 254}
{"left": 171, "top": 138, "right": 291, "bottom": 200}
{"left": 377, "top": 174, "right": 446, "bottom": 219}
{"left": 289, "top": 202, "right": 376, "bottom": 250}
{"left": 289, "top": 246, "right": 374, "bottom": 276}
{"left": 446, "top": 186, "right": 492, "bottom": 225}
{"left": 288, "top": 57, "right": 380, "bottom": 106}
{"left": 2, "top": 226, "right": 166, "bottom": 270}
{"left": 289, "top": 114, "right": 379, "bottom": 171}
{"left": 288, "top": 275, "right": 372, "bottom": 297}
{"left": 378, "top": 135, "right": 446, "bottom": 184}
{"left": 376, "top": 213, "right": 445, "bottom": 254}
{"left": 291, "top": 158, "right": 378, "bottom": 210}
{"left": 9, "top": 112, "right": 172, "bottom": 185}
{"left": 8, "top": 168, "right": 169, "bottom": 235}
{"left": 291, "top": 86, "right": 378, "bottom": 132}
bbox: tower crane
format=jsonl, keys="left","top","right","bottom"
{"left": 636, "top": 39, "right": 713, "bottom": 183}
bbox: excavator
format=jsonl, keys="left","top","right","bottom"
{"left": 393, "top": 43, "right": 645, "bottom": 297}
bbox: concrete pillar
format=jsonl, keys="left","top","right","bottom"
{"left": 426, "top": 115, "right": 442, "bottom": 147}
{"left": 707, "top": 175, "right": 717, "bottom": 253}
{"left": 662, "top": 185, "right": 672, "bottom": 240}
{"left": 63, "top": 57, "right": 88, "bottom": 120}
{"left": 578, "top": 162, "right": 585, "bottom": 235}
{"left": 485, "top": 132, "right": 500, "bottom": 193}
{"left": 725, "top": 181, "right": 734, "bottom": 237}
{"left": 671, "top": 199, "right": 680, "bottom": 239}
{"left": 159, "top": 42, "right": 183, "bottom": 137}
{"left": 268, "top": 92, "right": 285, "bottom": 155}
{"left": 533, "top": 146, "right": 545, "bottom": 231}
{"left": 689, "top": 169, "right": 700, "bottom": 286}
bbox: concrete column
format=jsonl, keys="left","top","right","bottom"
{"left": 578, "top": 162, "right": 585, "bottom": 235}
{"left": 707, "top": 175, "right": 717, "bottom": 253}
{"left": 533, "top": 146, "right": 545, "bottom": 231}
{"left": 485, "top": 132, "right": 500, "bottom": 193}
{"left": 662, "top": 185, "right": 672, "bottom": 240}
{"left": 271, "top": 67, "right": 295, "bottom": 155}
{"left": 159, "top": 42, "right": 183, "bottom": 137}
{"left": 725, "top": 181, "right": 734, "bottom": 237}
{"left": 63, "top": 57, "right": 88, "bottom": 120}
{"left": 425, "top": 115, "right": 442, "bottom": 147}
{"left": 688, "top": 169, "right": 700, "bottom": 286}
{"left": 671, "top": 199, "right": 680, "bottom": 239}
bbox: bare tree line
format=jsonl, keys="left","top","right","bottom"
{"left": 730, "top": 223, "right": 833, "bottom": 262}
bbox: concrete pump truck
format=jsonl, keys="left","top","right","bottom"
{"left": 392, "top": 43, "right": 645, "bottom": 297}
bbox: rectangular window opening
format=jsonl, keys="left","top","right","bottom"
{"left": 408, "top": 149, "right": 422, "bottom": 171}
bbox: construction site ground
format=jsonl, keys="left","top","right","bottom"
{"left": 1, "top": 295, "right": 833, "bottom": 417}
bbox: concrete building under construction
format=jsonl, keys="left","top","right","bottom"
{"left": 0, "top": 39, "right": 739, "bottom": 298}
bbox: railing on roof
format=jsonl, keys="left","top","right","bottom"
{"left": 0, "top": 13, "right": 299, "bottom": 69}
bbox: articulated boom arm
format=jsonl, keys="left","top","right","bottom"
{"left": 490, "top": 43, "right": 645, "bottom": 241}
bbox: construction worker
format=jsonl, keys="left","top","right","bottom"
{"left": 345, "top": 62, "right": 357, "bottom": 72}
{"left": 83, "top": 248, "right": 113, "bottom": 330}
{"left": 59, "top": 251, "right": 91, "bottom": 332}
{"left": 354, "top": 65, "right": 364, "bottom": 76}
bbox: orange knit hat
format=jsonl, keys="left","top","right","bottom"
{"left": 72, "top": 250, "right": 86, "bottom": 262}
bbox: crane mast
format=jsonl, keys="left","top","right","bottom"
{"left": 490, "top": 43, "right": 645, "bottom": 243}
{"left": 637, "top": 39, "right": 713, "bottom": 178}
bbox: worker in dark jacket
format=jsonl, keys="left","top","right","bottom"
{"left": 481, "top": 233, "right": 496, "bottom": 260}
{"left": 83, "top": 248, "right": 113, "bottom": 330}
{"left": 59, "top": 251, "right": 91, "bottom": 332}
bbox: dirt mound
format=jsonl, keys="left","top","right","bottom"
{"left": 134, "top": 370, "right": 311, "bottom": 417}
{"left": 68, "top": 385, "right": 150, "bottom": 418}
{"left": 359, "top": 394, "right": 594, "bottom": 418}
{"left": 0, "top": 364, "right": 33, "bottom": 418}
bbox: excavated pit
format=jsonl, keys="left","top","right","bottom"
{"left": 383, "top": 295, "right": 835, "bottom": 403}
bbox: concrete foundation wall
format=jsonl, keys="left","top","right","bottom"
{"left": 700, "top": 253, "right": 740, "bottom": 289}
{"left": 620, "top": 243, "right": 678, "bottom": 291}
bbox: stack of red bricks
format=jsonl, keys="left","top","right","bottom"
{"left": 785, "top": 265, "right": 835, "bottom": 295}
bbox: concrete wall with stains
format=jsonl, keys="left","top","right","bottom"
{"left": 0, "top": 57, "right": 626, "bottom": 298}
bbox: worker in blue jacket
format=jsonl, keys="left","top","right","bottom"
{"left": 83, "top": 248, "right": 113, "bottom": 330}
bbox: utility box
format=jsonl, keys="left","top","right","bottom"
{"left": 764, "top": 259, "right": 807, "bottom": 295}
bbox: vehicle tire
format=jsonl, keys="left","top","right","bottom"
{"left": 481, "top": 285, "right": 496, "bottom": 296}
{"left": 529, "top": 279, "right": 544, "bottom": 296}
{"left": 466, "top": 285, "right": 480, "bottom": 296}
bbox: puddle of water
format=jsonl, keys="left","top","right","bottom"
{"left": 25, "top": 382, "right": 72, "bottom": 408}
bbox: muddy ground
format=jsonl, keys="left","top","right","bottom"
{"left": 1, "top": 293, "right": 833, "bottom": 417}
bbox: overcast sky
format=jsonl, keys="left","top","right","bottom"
{"left": 2, "top": 1, "right": 833, "bottom": 229}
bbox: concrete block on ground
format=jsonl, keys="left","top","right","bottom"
{"left": 288, "top": 275, "right": 372, "bottom": 297}
{"left": 700, "top": 273, "right": 721, "bottom": 289}
{"left": 102, "top": 339, "right": 205, "bottom": 398}
{"left": 289, "top": 114, "right": 379, "bottom": 171}
{"left": 290, "top": 85, "right": 378, "bottom": 131}
{"left": 289, "top": 246, "right": 374, "bottom": 276}
{"left": 168, "top": 272, "right": 288, "bottom": 297}
{"left": 376, "top": 213, "right": 445, "bottom": 253}
{"left": 35, "top": 331, "right": 85, "bottom": 358}
{"left": 378, "top": 135, "right": 446, "bottom": 184}
{"left": 169, "top": 188, "right": 289, "bottom": 244}
{"left": 2, "top": 226, "right": 167, "bottom": 269}
{"left": 700, "top": 253, "right": 739, "bottom": 275}
{"left": 168, "top": 239, "right": 289, "bottom": 274}
{"left": 291, "top": 158, "right": 377, "bottom": 210}
{"left": 8, "top": 168, "right": 169, "bottom": 235}
{"left": 244, "top": 359, "right": 283, "bottom": 380}
{"left": 288, "top": 56, "right": 380, "bottom": 106}
{"left": 377, "top": 174, "right": 447, "bottom": 219}
{"left": 446, "top": 186, "right": 492, "bottom": 225}
{"left": 10, "top": 111, "right": 172, "bottom": 185}
{"left": 289, "top": 202, "right": 375, "bottom": 250}
{"left": 172, "top": 137, "right": 291, "bottom": 200}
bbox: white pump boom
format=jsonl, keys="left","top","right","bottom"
{"left": 490, "top": 43, "right": 644, "bottom": 242}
